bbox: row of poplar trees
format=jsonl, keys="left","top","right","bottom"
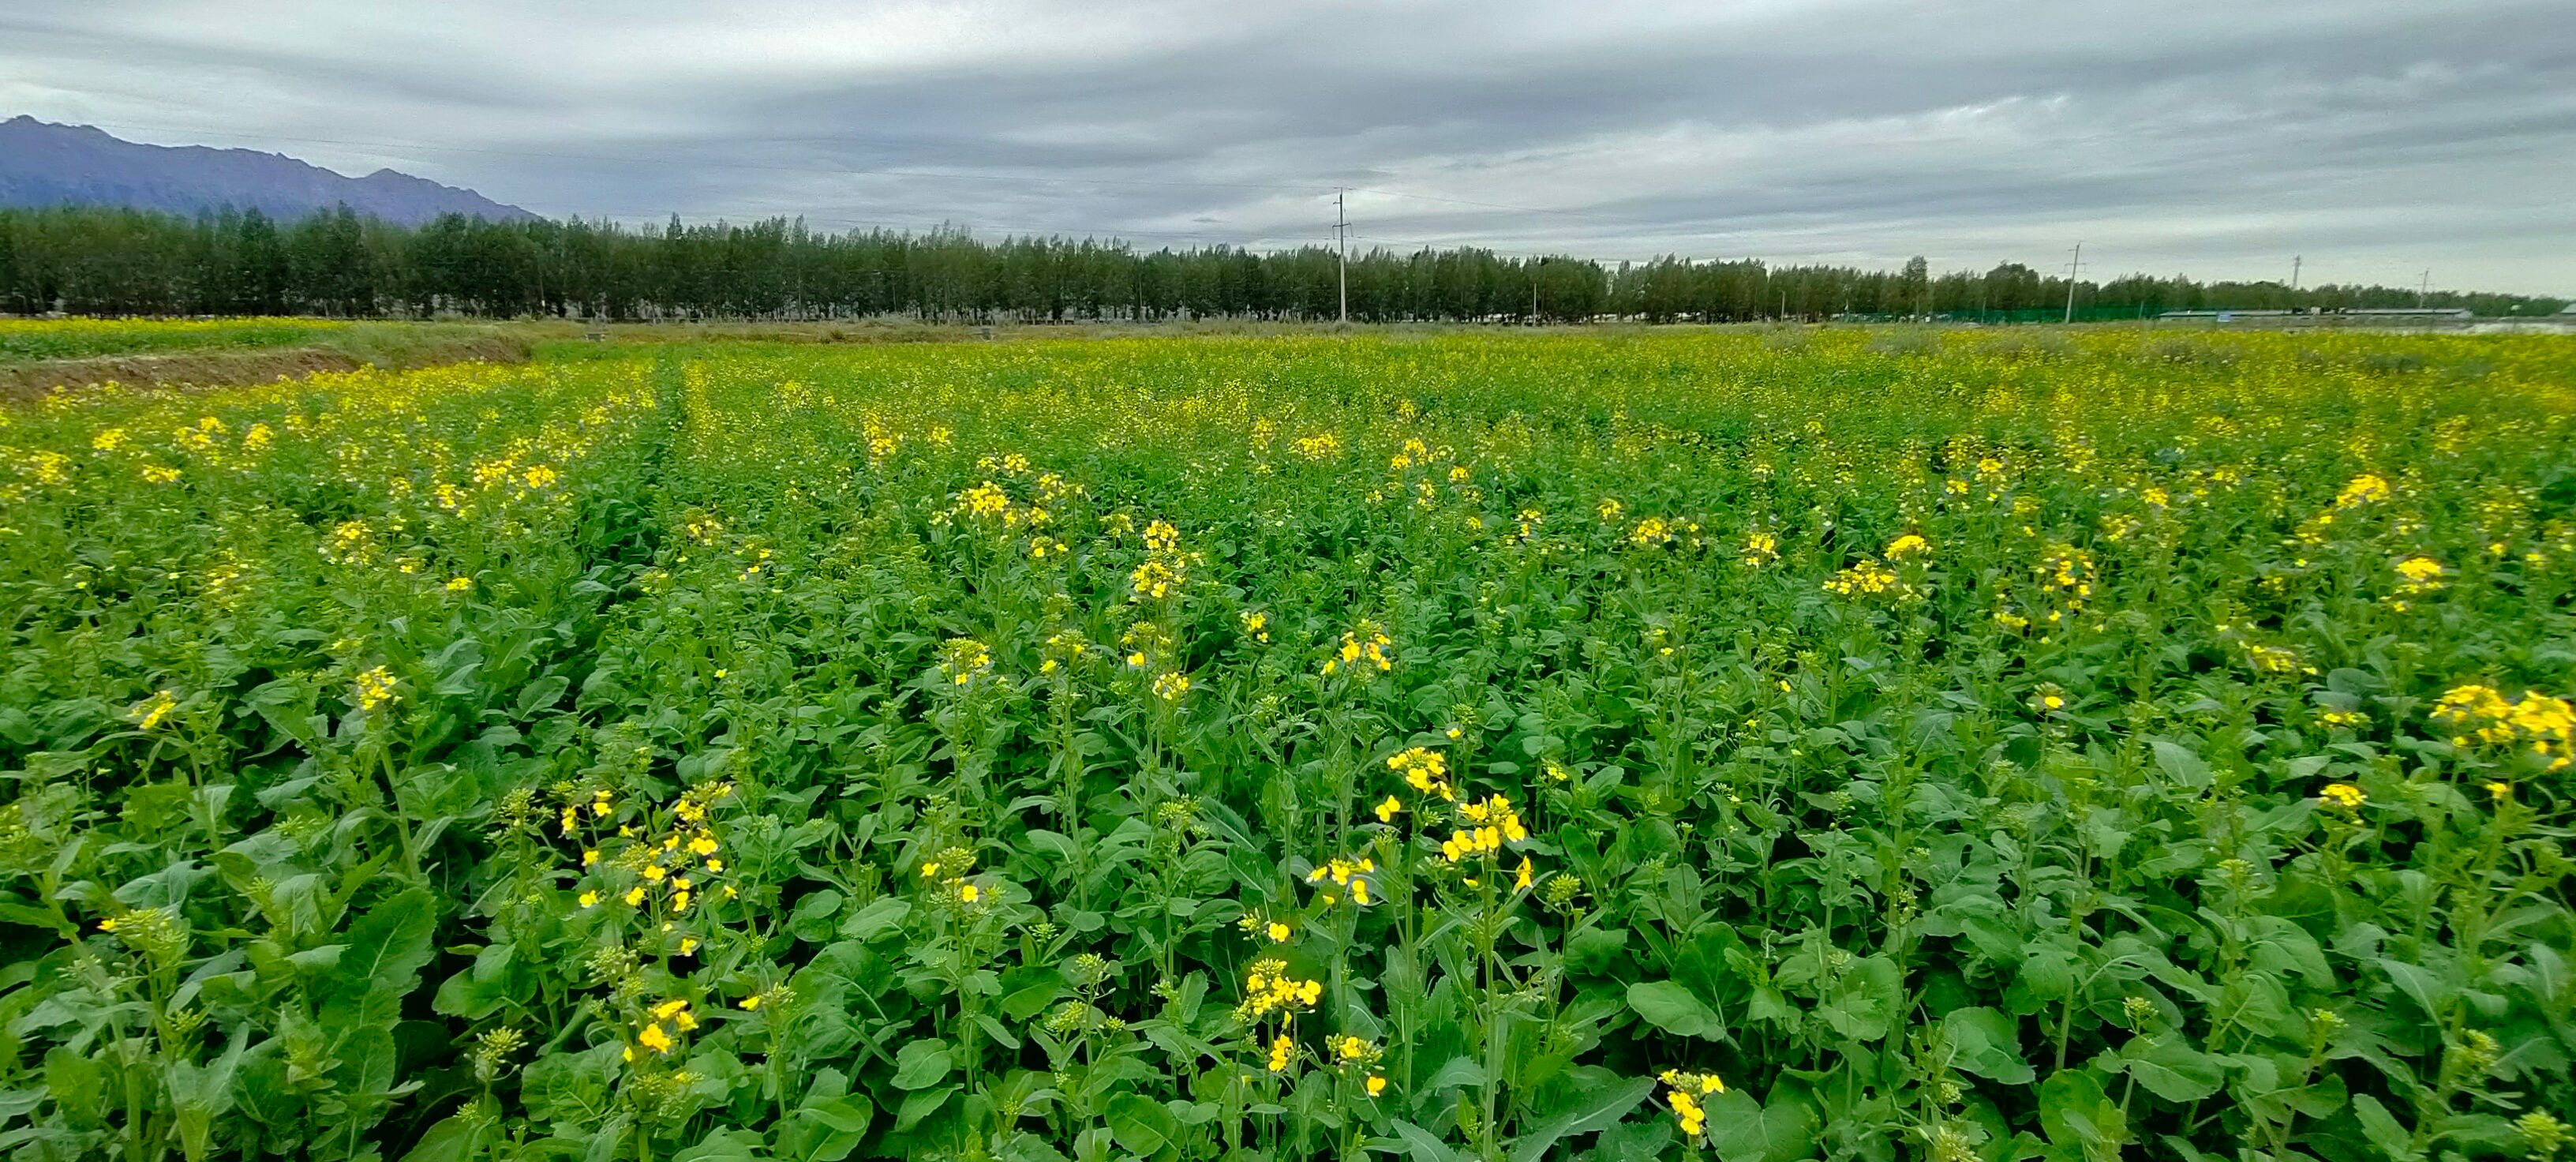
{"left": 0, "top": 204, "right": 2559, "bottom": 321}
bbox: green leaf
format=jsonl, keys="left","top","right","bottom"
{"left": 1817, "top": 955, "right": 1902, "bottom": 1042}
{"left": 1425, "top": 1055, "right": 1488, "bottom": 1091}
{"left": 432, "top": 943, "right": 518, "bottom": 1020}
{"left": 893, "top": 1085, "right": 956, "bottom": 1133}
{"left": 2376, "top": 958, "right": 2447, "bottom": 1021}
{"left": 1106, "top": 1093, "right": 1178, "bottom": 1156}
{"left": 2148, "top": 740, "right": 2211, "bottom": 789}
{"left": 1508, "top": 1076, "right": 1656, "bottom": 1162}
{"left": 2115, "top": 1036, "right": 2223, "bottom": 1103}
{"left": 800, "top": 1095, "right": 874, "bottom": 1135}
{"left": 165, "top": 1034, "right": 245, "bottom": 1162}
{"left": 2037, "top": 1070, "right": 2128, "bottom": 1156}
{"left": 1564, "top": 926, "right": 1631, "bottom": 976}
{"left": 788, "top": 1095, "right": 874, "bottom": 1162}
{"left": 1627, "top": 980, "right": 1727, "bottom": 1040}
{"left": 397, "top": 1113, "right": 482, "bottom": 1162}
{"left": 320, "top": 887, "right": 437, "bottom": 1029}
{"left": 671, "top": 1127, "right": 763, "bottom": 1162}
{"left": 840, "top": 897, "right": 911, "bottom": 941}
{"left": 2351, "top": 1094, "right": 2421, "bottom": 1162}
{"left": 890, "top": 1038, "right": 953, "bottom": 1089}
{"left": 1941, "top": 1006, "right": 2035, "bottom": 1085}
{"left": 2016, "top": 942, "right": 2078, "bottom": 1005}
{"left": 1593, "top": 1119, "right": 1676, "bottom": 1162}
{"left": 1702, "top": 1089, "right": 1819, "bottom": 1162}
{"left": 1390, "top": 1118, "right": 1467, "bottom": 1162}
{"left": 516, "top": 675, "right": 571, "bottom": 715}
{"left": 999, "top": 967, "right": 1065, "bottom": 1021}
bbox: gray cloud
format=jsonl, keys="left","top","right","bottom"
{"left": 4, "top": 0, "right": 2570, "bottom": 291}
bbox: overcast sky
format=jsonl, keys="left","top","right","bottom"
{"left": 5, "top": 1, "right": 2571, "bottom": 293}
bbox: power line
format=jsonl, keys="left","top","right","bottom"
{"left": 593, "top": 208, "right": 1335, "bottom": 247}
{"left": 1335, "top": 189, "right": 1349, "bottom": 324}
{"left": 2063, "top": 242, "right": 2084, "bottom": 324}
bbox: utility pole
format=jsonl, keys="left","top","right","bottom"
{"left": 2290, "top": 254, "right": 2301, "bottom": 290}
{"left": 1530, "top": 257, "right": 1541, "bottom": 324}
{"left": 2418, "top": 269, "right": 2430, "bottom": 308}
{"left": 2063, "top": 242, "right": 2084, "bottom": 324}
{"left": 1335, "top": 189, "right": 1349, "bottom": 324}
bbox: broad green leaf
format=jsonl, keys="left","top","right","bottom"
{"left": 2148, "top": 740, "right": 2211, "bottom": 789}
{"left": 1106, "top": 1093, "right": 1178, "bottom": 1156}
{"left": 2351, "top": 1094, "right": 2421, "bottom": 1162}
{"left": 1507, "top": 1075, "right": 1656, "bottom": 1162}
{"left": 2115, "top": 1036, "right": 2223, "bottom": 1103}
{"left": 1818, "top": 955, "right": 1902, "bottom": 1042}
{"left": 1702, "top": 1089, "right": 1819, "bottom": 1162}
{"left": 165, "top": 1034, "right": 245, "bottom": 1162}
{"left": 2037, "top": 1070, "right": 2127, "bottom": 1157}
{"left": 840, "top": 897, "right": 911, "bottom": 941}
{"left": 1627, "top": 980, "right": 1727, "bottom": 1040}
{"left": 1390, "top": 1118, "right": 1467, "bottom": 1162}
{"left": 398, "top": 1113, "right": 482, "bottom": 1162}
{"left": 891, "top": 1038, "right": 953, "bottom": 1089}
{"left": 320, "top": 887, "right": 437, "bottom": 1029}
{"left": 1941, "top": 1006, "right": 2035, "bottom": 1085}
{"left": 671, "top": 1127, "right": 762, "bottom": 1162}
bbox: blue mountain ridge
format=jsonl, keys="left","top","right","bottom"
{"left": 0, "top": 115, "right": 534, "bottom": 225}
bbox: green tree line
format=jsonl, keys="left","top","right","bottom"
{"left": 0, "top": 204, "right": 2563, "bottom": 322}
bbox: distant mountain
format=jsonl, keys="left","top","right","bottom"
{"left": 0, "top": 116, "right": 534, "bottom": 225}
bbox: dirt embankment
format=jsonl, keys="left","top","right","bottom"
{"left": 0, "top": 335, "right": 534, "bottom": 402}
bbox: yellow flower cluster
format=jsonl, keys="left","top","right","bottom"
{"left": 2335, "top": 473, "right": 2393, "bottom": 508}
{"left": 630, "top": 997, "right": 697, "bottom": 1059}
{"left": 1131, "top": 559, "right": 1183, "bottom": 600}
{"left": 1128, "top": 519, "right": 1193, "bottom": 601}
{"left": 2039, "top": 542, "right": 2093, "bottom": 598}
{"left": 1386, "top": 747, "right": 1452, "bottom": 800}
{"left": 563, "top": 787, "right": 617, "bottom": 835}
{"left": 131, "top": 689, "right": 179, "bottom": 731}
{"left": 1237, "top": 958, "right": 1323, "bottom": 1023}
{"left": 575, "top": 782, "right": 735, "bottom": 916}
{"left": 1440, "top": 793, "right": 1527, "bottom": 863}
{"left": 2393, "top": 555, "right": 2446, "bottom": 598}
{"left": 1290, "top": 431, "right": 1342, "bottom": 461}
{"left": 2319, "top": 782, "right": 2366, "bottom": 812}
{"left": 1306, "top": 854, "right": 1376, "bottom": 905}
{"left": 2243, "top": 643, "right": 2305, "bottom": 676}
{"left": 354, "top": 665, "right": 399, "bottom": 712}
{"left": 1039, "top": 629, "right": 1090, "bottom": 674}
{"left": 1324, "top": 620, "right": 1394, "bottom": 676}
{"left": 1238, "top": 913, "right": 1296, "bottom": 943}
{"left": 2432, "top": 684, "right": 2576, "bottom": 770}
{"left": 920, "top": 845, "right": 989, "bottom": 909}
{"left": 941, "top": 637, "right": 994, "bottom": 686}
{"left": 1822, "top": 558, "right": 1903, "bottom": 598}
{"left": 1661, "top": 1070, "right": 1725, "bottom": 1137}
{"left": 957, "top": 481, "right": 1011, "bottom": 519}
